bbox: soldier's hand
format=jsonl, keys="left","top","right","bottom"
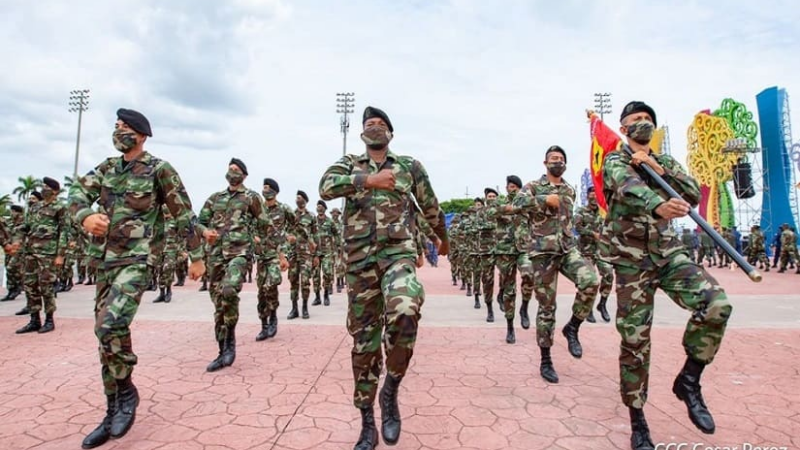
{"left": 203, "top": 229, "right": 219, "bottom": 245}
{"left": 416, "top": 254, "right": 425, "bottom": 268}
{"left": 502, "top": 205, "right": 514, "bottom": 214}
{"left": 83, "top": 213, "right": 110, "bottom": 237}
{"left": 253, "top": 236, "right": 261, "bottom": 244}
{"left": 309, "top": 242, "right": 317, "bottom": 254}
{"left": 654, "top": 198, "right": 691, "bottom": 219}
{"left": 631, "top": 150, "right": 666, "bottom": 176}
{"left": 3, "top": 244, "right": 14, "bottom": 255}
{"left": 55, "top": 256, "right": 64, "bottom": 267}
{"left": 189, "top": 260, "right": 206, "bottom": 280}
{"left": 286, "top": 234, "right": 296, "bottom": 244}
{"left": 437, "top": 238, "right": 450, "bottom": 256}
{"left": 366, "top": 169, "right": 396, "bottom": 191}
{"left": 279, "top": 253, "right": 289, "bottom": 271}
{"left": 545, "top": 194, "right": 560, "bottom": 209}
{"left": 313, "top": 256, "right": 320, "bottom": 268}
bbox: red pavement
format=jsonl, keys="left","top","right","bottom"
{"left": 0, "top": 261, "right": 799, "bottom": 450}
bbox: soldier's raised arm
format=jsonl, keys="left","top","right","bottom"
{"left": 319, "top": 156, "right": 358, "bottom": 200}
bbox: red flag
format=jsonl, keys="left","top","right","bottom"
{"left": 589, "top": 113, "right": 622, "bottom": 214}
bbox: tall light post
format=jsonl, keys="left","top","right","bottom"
{"left": 69, "top": 89, "right": 90, "bottom": 179}
{"left": 593, "top": 92, "right": 612, "bottom": 121}
{"left": 336, "top": 92, "right": 355, "bottom": 157}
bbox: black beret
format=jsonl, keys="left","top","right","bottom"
{"left": 363, "top": 106, "right": 394, "bottom": 132}
{"left": 473, "top": 197, "right": 484, "bottom": 204}
{"left": 297, "top": 190, "right": 309, "bottom": 202}
{"left": 545, "top": 145, "right": 567, "bottom": 164}
{"left": 263, "top": 178, "right": 279, "bottom": 193}
{"left": 42, "top": 177, "right": 60, "bottom": 191}
{"left": 317, "top": 200, "right": 327, "bottom": 210}
{"left": 506, "top": 175, "right": 522, "bottom": 189}
{"left": 229, "top": 158, "right": 248, "bottom": 176}
{"left": 10, "top": 205, "right": 23, "bottom": 212}
{"left": 116, "top": 108, "right": 152, "bottom": 137}
{"left": 586, "top": 185, "right": 596, "bottom": 193}
{"left": 484, "top": 187, "right": 498, "bottom": 197}
{"left": 620, "top": 101, "right": 657, "bottom": 128}
{"left": 31, "top": 191, "right": 43, "bottom": 200}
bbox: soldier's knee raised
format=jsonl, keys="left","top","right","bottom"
{"left": 705, "top": 294, "right": 732, "bottom": 324}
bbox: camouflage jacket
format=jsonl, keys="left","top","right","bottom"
{"left": 574, "top": 205, "right": 602, "bottom": 256}
{"left": 513, "top": 175, "right": 576, "bottom": 256}
{"left": 699, "top": 231, "right": 714, "bottom": 248}
{"left": 474, "top": 206, "right": 495, "bottom": 254}
{"left": 69, "top": 152, "right": 204, "bottom": 268}
{"left": 680, "top": 231, "right": 697, "bottom": 249}
{"left": 750, "top": 230, "right": 765, "bottom": 251}
{"left": 162, "top": 217, "right": 180, "bottom": 255}
{"left": 289, "top": 208, "right": 318, "bottom": 256}
{"left": 781, "top": 229, "right": 797, "bottom": 247}
{"left": 255, "top": 202, "right": 293, "bottom": 260}
{"left": 486, "top": 196, "right": 516, "bottom": 255}
{"left": 599, "top": 146, "right": 701, "bottom": 269}
{"left": 459, "top": 211, "right": 477, "bottom": 254}
{"left": 23, "top": 198, "right": 68, "bottom": 257}
{"left": 723, "top": 230, "right": 736, "bottom": 246}
{"left": 318, "top": 150, "right": 447, "bottom": 272}
{"left": 198, "top": 185, "right": 272, "bottom": 261}
{"left": 0, "top": 211, "right": 25, "bottom": 247}
{"left": 315, "top": 214, "right": 339, "bottom": 255}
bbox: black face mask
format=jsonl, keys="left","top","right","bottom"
{"left": 547, "top": 162, "right": 566, "bottom": 178}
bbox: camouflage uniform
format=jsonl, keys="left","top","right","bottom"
{"left": 287, "top": 207, "right": 318, "bottom": 315}
{"left": 256, "top": 201, "right": 293, "bottom": 320}
{"left": 447, "top": 215, "right": 462, "bottom": 285}
{"left": 574, "top": 203, "right": 614, "bottom": 302}
{"left": 474, "top": 203, "right": 496, "bottom": 310}
{"left": 319, "top": 149, "right": 447, "bottom": 409}
{"left": 746, "top": 228, "right": 770, "bottom": 270}
{"left": 460, "top": 209, "right": 478, "bottom": 295}
{"left": 156, "top": 213, "right": 179, "bottom": 290}
{"left": 718, "top": 229, "right": 733, "bottom": 267}
{"left": 22, "top": 196, "right": 68, "bottom": 315}
{"left": 331, "top": 212, "right": 347, "bottom": 291}
{"left": 514, "top": 175, "right": 599, "bottom": 348}
{"left": 313, "top": 212, "right": 339, "bottom": 303}
{"left": 175, "top": 239, "right": 188, "bottom": 286}
{"left": 680, "top": 229, "right": 697, "bottom": 262}
{"left": 778, "top": 226, "right": 799, "bottom": 272}
{"left": 198, "top": 185, "right": 272, "bottom": 343}
{"left": 69, "top": 151, "right": 204, "bottom": 395}
{"left": 59, "top": 215, "right": 79, "bottom": 289}
{"left": 599, "top": 146, "right": 731, "bottom": 409}
{"left": 3, "top": 210, "right": 25, "bottom": 298}
{"left": 697, "top": 231, "right": 716, "bottom": 267}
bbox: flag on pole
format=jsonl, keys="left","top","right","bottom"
{"left": 588, "top": 112, "right": 622, "bottom": 214}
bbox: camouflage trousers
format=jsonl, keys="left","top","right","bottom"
{"left": 94, "top": 263, "right": 150, "bottom": 395}
{"left": 448, "top": 249, "right": 459, "bottom": 280}
{"left": 24, "top": 254, "right": 58, "bottom": 314}
{"left": 697, "top": 246, "right": 716, "bottom": 265}
{"left": 75, "top": 254, "right": 86, "bottom": 280}
{"left": 717, "top": 246, "right": 731, "bottom": 266}
{"left": 614, "top": 253, "right": 731, "bottom": 409}
{"left": 347, "top": 258, "right": 424, "bottom": 408}
{"left": 779, "top": 246, "right": 799, "bottom": 269}
{"left": 176, "top": 255, "right": 188, "bottom": 282}
{"left": 312, "top": 252, "right": 335, "bottom": 292}
{"left": 256, "top": 256, "right": 283, "bottom": 320}
{"left": 530, "top": 249, "right": 599, "bottom": 347}
{"left": 583, "top": 254, "right": 614, "bottom": 298}
{"left": 746, "top": 248, "right": 769, "bottom": 267}
{"left": 208, "top": 256, "right": 248, "bottom": 342}
{"left": 157, "top": 252, "right": 177, "bottom": 289}
{"left": 495, "top": 253, "right": 534, "bottom": 320}
{"left": 5, "top": 253, "right": 24, "bottom": 292}
{"left": 288, "top": 253, "right": 313, "bottom": 301}
{"left": 59, "top": 253, "right": 75, "bottom": 280}
{"left": 335, "top": 251, "right": 347, "bottom": 279}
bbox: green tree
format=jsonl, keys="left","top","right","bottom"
{"left": 0, "top": 194, "right": 11, "bottom": 216}
{"left": 12, "top": 175, "right": 42, "bottom": 203}
{"left": 440, "top": 198, "right": 474, "bottom": 214}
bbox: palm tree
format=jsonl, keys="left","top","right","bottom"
{"left": 60, "top": 175, "right": 75, "bottom": 201}
{"left": 0, "top": 194, "right": 11, "bottom": 216}
{"left": 12, "top": 176, "right": 42, "bottom": 203}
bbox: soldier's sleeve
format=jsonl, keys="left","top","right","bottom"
{"left": 155, "top": 162, "right": 204, "bottom": 262}
{"left": 511, "top": 188, "right": 547, "bottom": 215}
{"left": 68, "top": 163, "right": 106, "bottom": 227}
{"left": 603, "top": 153, "right": 667, "bottom": 216}
{"left": 56, "top": 205, "right": 69, "bottom": 258}
{"left": 573, "top": 210, "right": 592, "bottom": 238}
{"left": 658, "top": 155, "right": 701, "bottom": 206}
{"left": 249, "top": 192, "right": 275, "bottom": 239}
{"left": 319, "top": 156, "right": 358, "bottom": 200}
{"left": 0, "top": 220, "right": 7, "bottom": 247}
{"left": 311, "top": 216, "right": 320, "bottom": 248}
{"left": 410, "top": 158, "right": 447, "bottom": 244}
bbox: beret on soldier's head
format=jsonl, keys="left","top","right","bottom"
{"left": 506, "top": 175, "right": 522, "bottom": 189}
{"left": 42, "top": 177, "right": 60, "bottom": 191}
{"left": 484, "top": 187, "right": 498, "bottom": 197}
{"left": 116, "top": 108, "right": 152, "bottom": 137}
{"left": 31, "top": 191, "right": 43, "bottom": 200}
{"left": 263, "top": 178, "right": 279, "bottom": 193}
{"left": 297, "top": 190, "right": 309, "bottom": 202}
{"left": 620, "top": 101, "right": 657, "bottom": 128}
{"left": 363, "top": 106, "right": 393, "bottom": 132}
{"left": 317, "top": 200, "right": 327, "bottom": 210}
{"left": 331, "top": 208, "right": 341, "bottom": 215}
{"left": 229, "top": 158, "right": 248, "bottom": 176}
{"left": 545, "top": 145, "right": 567, "bottom": 163}
{"left": 473, "top": 197, "right": 484, "bottom": 204}
{"left": 10, "top": 205, "right": 23, "bottom": 212}
{"left": 586, "top": 185, "right": 596, "bottom": 193}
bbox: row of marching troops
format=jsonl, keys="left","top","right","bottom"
{"left": 679, "top": 224, "right": 799, "bottom": 273}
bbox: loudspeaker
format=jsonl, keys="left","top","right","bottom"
{"left": 732, "top": 162, "right": 755, "bottom": 199}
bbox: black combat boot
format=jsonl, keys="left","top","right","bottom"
{"left": 561, "top": 314, "right": 584, "bottom": 358}
{"left": 465, "top": 284, "right": 472, "bottom": 296}
{"left": 672, "top": 357, "right": 716, "bottom": 434}
{"left": 266, "top": 310, "right": 278, "bottom": 339}
{"left": 199, "top": 280, "right": 208, "bottom": 292}
{"left": 174, "top": 274, "right": 185, "bottom": 287}
{"left": 586, "top": 309, "right": 596, "bottom": 323}
{"left": 146, "top": 280, "right": 156, "bottom": 291}
{"left": 497, "top": 294, "right": 504, "bottom": 312}
{"left": 323, "top": 288, "right": 331, "bottom": 306}
{"left": 110, "top": 376, "right": 139, "bottom": 438}
{"left": 38, "top": 313, "right": 55, "bottom": 333}
{"left": 163, "top": 286, "right": 172, "bottom": 303}
{"left": 505, "top": 318, "right": 515, "bottom": 344}
{"left": 16, "top": 312, "right": 41, "bottom": 333}
{"left": 629, "top": 407, "right": 655, "bottom": 450}
{"left": 519, "top": 300, "right": 530, "bottom": 329}
{"left": 597, "top": 295, "right": 611, "bottom": 322}
{"left": 451, "top": 274, "right": 457, "bottom": 286}
{"left": 379, "top": 375, "right": 402, "bottom": 445}
{"left": 206, "top": 339, "right": 225, "bottom": 372}
{"left": 287, "top": 300, "right": 299, "bottom": 320}
{"left": 354, "top": 406, "right": 379, "bottom": 450}
{"left": 153, "top": 288, "right": 166, "bottom": 303}
{"left": 312, "top": 290, "right": 322, "bottom": 306}
{"left": 77, "top": 274, "right": 86, "bottom": 285}
{"left": 15, "top": 305, "right": 30, "bottom": 316}
{"left": 485, "top": 301, "right": 494, "bottom": 323}
{"left": 302, "top": 299, "right": 310, "bottom": 319}
{"left": 64, "top": 278, "right": 74, "bottom": 292}
{"left": 256, "top": 318, "right": 270, "bottom": 341}
{"left": 55, "top": 281, "right": 64, "bottom": 293}
{"left": 81, "top": 394, "right": 116, "bottom": 449}
{"left": 460, "top": 280, "right": 466, "bottom": 291}
{"left": 222, "top": 328, "right": 236, "bottom": 367}
{"left": 473, "top": 293, "right": 480, "bottom": 309}
{"left": 539, "top": 346, "right": 559, "bottom": 383}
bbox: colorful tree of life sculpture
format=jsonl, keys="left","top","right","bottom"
{"left": 687, "top": 113, "right": 737, "bottom": 229}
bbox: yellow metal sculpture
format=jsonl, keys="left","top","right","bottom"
{"left": 686, "top": 113, "right": 737, "bottom": 228}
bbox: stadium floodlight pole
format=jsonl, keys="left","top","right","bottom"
{"left": 593, "top": 92, "right": 612, "bottom": 121}
{"left": 69, "top": 89, "right": 91, "bottom": 179}
{"left": 336, "top": 92, "right": 355, "bottom": 158}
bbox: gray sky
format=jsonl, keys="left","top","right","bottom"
{"left": 2, "top": 0, "right": 799, "bottom": 215}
